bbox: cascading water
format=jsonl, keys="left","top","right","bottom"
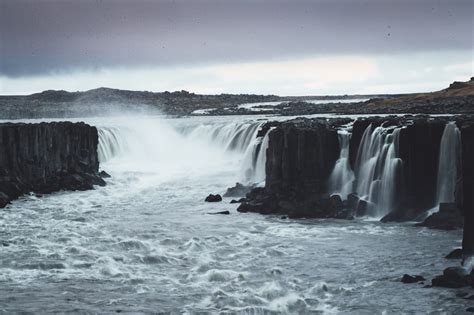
{"left": 97, "top": 118, "right": 269, "bottom": 185}
{"left": 180, "top": 121, "right": 262, "bottom": 153}
{"left": 328, "top": 130, "right": 355, "bottom": 199}
{"left": 435, "top": 122, "right": 461, "bottom": 205}
{"left": 98, "top": 127, "right": 129, "bottom": 163}
{"left": 240, "top": 127, "right": 273, "bottom": 185}
{"left": 354, "top": 124, "right": 403, "bottom": 217}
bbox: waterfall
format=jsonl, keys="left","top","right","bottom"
{"left": 435, "top": 122, "right": 461, "bottom": 205}
{"left": 96, "top": 118, "right": 268, "bottom": 183}
{"left": 354, "top": 124, "right": 403, "bottom": 217}
{"left": 240, "top": 127, "right": 273, "bottom": 185}
{"left": 181, "top": 121, "right": 262, "bottom": 153}
{"left": 98, "top": 127, "right": 129, "bottom": 163}
{"left": 328, "top": 130, "right": 355, "bottom": 199}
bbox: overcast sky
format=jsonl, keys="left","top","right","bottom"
{"left": 0, "top": 0, "right": 473, "bottom": 95}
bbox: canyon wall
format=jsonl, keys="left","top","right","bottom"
{"left": 0, "top": 122, "right": 106, "bottom": 207}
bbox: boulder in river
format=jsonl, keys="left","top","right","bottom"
{"left": 401, "top": 274, "right": 426, "bottom": 284}
{"left": 205, "top": 194, "right": 222, "bottom": 202}
{"left": 432, "top": 266, "right": 474, "bottom": 288}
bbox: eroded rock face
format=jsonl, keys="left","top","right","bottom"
{"left": 239, "top": 115, "right": 472, "bottom": 225}
{"left": 459, "top": 118, "right": 474, "bottom": 256}
{"left": 0, "top": 122, "right": 105, "bottom": 207}
{"left": 238, "top": 118, "right": 342, "bottom": 218}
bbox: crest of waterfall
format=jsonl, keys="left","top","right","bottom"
{"left": 328, "top": 130, "right": 355, "bottom": 199}
{"left": 435, "top": 122, "right": 461, "bottom": 205}
{"left": 354, "top": 124, "right": 403, "bottom": 217}
{"left": 181, "top": 121, "right": 262, "bottom": 153}
{"left": 96, "top": 118, "right": 267, "bottom": 182}
{"left": 240, "top": 127, "right": 273, "bottom": 185}
{"left": 98, "top": 127, "right": 129, "bottom": 163}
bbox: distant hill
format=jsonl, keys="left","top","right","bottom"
{"left": 0, "top": 78, "right": 472, "bottom": 119}
{"left": 363, "top": 77, "right": 474, "bottom": 113}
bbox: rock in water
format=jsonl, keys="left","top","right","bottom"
{"left": 416, "top": 203, "right": 463, "bottom": 230}
{"left": 223, "top": 183, "right": 254, "bottom": 197}
{"left": 445, "top": 248, "right": 463, "bottom": 259}
{"left": 432, "top": 267, "right": 473, "bottom": 288}
{"left": 207, "top": 211, "right": 230, "bottom": 215}
{"left": 205, "top": 194, "right": 222, "bottom": 202}
{"left": 401, "top": 274, "right": 426, "bottom": 284}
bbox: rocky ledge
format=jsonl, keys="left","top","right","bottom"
{"left": 0, "top": 122, "right": 107, "bottom": 207}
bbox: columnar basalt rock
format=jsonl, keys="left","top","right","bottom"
{"left": 459, "top": 119, "right": 474, "bottom": 256}
{"left": 238, "top": 118, "right": 343, "bottom": 218}
{"left": 240, "top": 116, "right": 471, "bottom": 222}
{"left": 0, "top": 122, "right": 106, "bottom": 207}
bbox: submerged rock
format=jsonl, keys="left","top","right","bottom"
{"left": 230, "top": 198, "right": 247, "bottom": 204}
{"left": 207, "top": 211, "right": 230, "bottom": 215}
{"left": 401, "top": 274, "right": 426, "bottom": 284}
{"left": 205, "top": 194, "right": 222, "bottom": 202}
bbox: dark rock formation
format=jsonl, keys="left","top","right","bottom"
{"left": 432, "top": 267, "right": 474, "bottom": 288}
{"left": 416, "top": 203, "right": 463, "bottom": 230}
{"left": 223, "top": 183, "right": 255, "bottom": 197}
{"left": 446, "top": 248, "right": 463, "bottom": 259}
{"left": 401, "top": 274, "right": 425, "bottom": 284}
{"left": 205, "top": 194, "right": 222, "bottom": 202}
{"left": 238, "top": 118, "right": 342, "bottom": 218}
{"left": 0, "top": 122, "right": 105, "bottom": 207}
{"left": 458, "top": 118, "right": 474, "bottom": 257}
{"left": 207, "top": 211, "right": 230, "bottom": 215}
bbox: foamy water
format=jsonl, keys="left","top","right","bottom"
{"left": 0, "top": 115, "right": 469, "bottom": 313}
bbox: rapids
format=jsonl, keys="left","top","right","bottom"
{"left": 0, "top": 115, "right": 469, "bottom": 313}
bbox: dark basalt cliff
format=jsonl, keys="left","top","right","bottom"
{"left": 238, "top": 118, "right": 346, "bottom": 218}
{"left": 0, "top": 122, "right": 106, "bottom": 207}
{"left": 239, "top": 115, "right": 472, "bottom": 242}
{"left": 459, "top": 119, "right": 474, "bottom": 256}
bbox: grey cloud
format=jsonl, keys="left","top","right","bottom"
{"left": 1, "top": 0, "right": 472, "bottom": 77}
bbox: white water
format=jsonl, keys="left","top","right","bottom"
{"left": 328, "top": 130, "right": 355, "bottom": 199}
{"left": 436, "top": 122, "right": 461, "bottom": 205}
{"left": 354, "top": 124, "right": 403, "bottom": 217}
{"left": 0, "top": 115, "right": 468, "bottom": 313}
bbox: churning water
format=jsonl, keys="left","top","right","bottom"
{"left": 0, "top": 115, "right": 469, "bottom": 313}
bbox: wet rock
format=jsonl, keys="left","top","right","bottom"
{"left": 401, "top": 274, "right": 426, "bottom": 283}
{"left": 446, "top": 248, "right": 463, "bottom": 259}
{"left": 328, "top": 194, "right": 343, "bottom": 211}
{"left": 0, "top": 192, "right": 9, "bottom": 208}
{"left": 416, "top": 203, "right": 463, "bottom": 230}
{"left": 432, "top": 266, "right": 473, "bottom": 288}
{"left": 230, "top": 198, "right": 247, "bottom": 204}
{"left": 356, "top": 199, "right": 369, "bottom": 217}
{"left": 224, "top": 183, "right": 254, "bottom": 197}
{"left": 99, "top": 170, "right": 111, "bottom": 178}
{"left": 205, "top": 194, "right": 222, "bottom": 202}
{"left": 207, "top": 211, "right": 230, "bottom": 215}
{"left": 467, "top": 307, "right": 474, "bottom": 313}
